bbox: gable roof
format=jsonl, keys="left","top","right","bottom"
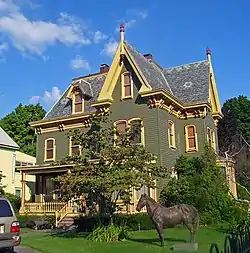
{"left": 163, "top": 61, "right": 210, "bottom": 105}
{"left": 125, "top": 42, "right": 173, "bottom": 94}
{"left": 44, "top": 74, "right": 106, "bottom": 120}
{"left": 0, "top": 127, "right": 19, "bottom": 150}
{"left": 42, "top": 42, "right": 212, "bottom": 122}
{"left": 126, "top": 42, "right": 210, "bottom": 105}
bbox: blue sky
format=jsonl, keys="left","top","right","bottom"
{"left": 0, "top": 0, "right": 249, "bottom": 118}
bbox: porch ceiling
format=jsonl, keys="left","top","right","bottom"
{"left": 16, "top": 164, "right": 74, "bottom": 175}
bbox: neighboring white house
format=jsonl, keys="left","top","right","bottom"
{"left": 0, "top": 127, "right": 36, "bottom": 200}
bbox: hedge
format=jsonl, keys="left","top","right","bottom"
{"left": 74, "top": 213, "right": 154, "bottom": 232}
{"left": 17, "top": 215, "right": 56, "bottom": 228}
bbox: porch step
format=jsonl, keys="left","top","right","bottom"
{"left": 58, "top": 216, "right": 75, "bottom": 229}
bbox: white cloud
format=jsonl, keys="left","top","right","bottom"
{"left": 93, "top": 30, "right": 107, "bottom": 44}
{"left": 102, "top": 40, "right": 118, "bottom": 57}
{"left": 30, "top": 86, "right": 62, "bottom": 105}
{"left": 0, "top": 1, "right": 91, "bottom": 57}
{"left": 0, "top": 42, "right": 8, "bottom": 62}
{"left": 0, "top": 0, "right": 19, "bottom": 12}
{"left": 29, "top": 95, "right": 40, "bottom": 104}
{"left": 0, "top": 42, "right": 8, "bottom": 52}
{"left": 138, "top": 10, "right": 148, "bottom": 20}
{"left": 70, "top": 55, "right": 90, "bottom": 70}
{"left": 44, "top": 86, "right": 61, "bottom": 104}
{"left": 116, "top": 9, "right": 148, "bottom": 32}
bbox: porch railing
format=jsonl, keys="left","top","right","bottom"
{"left": 55, "top": 201, "right": 73, "bottom": 227}
{"left": 23, "top": 202, "right": 66, "bottom": 214}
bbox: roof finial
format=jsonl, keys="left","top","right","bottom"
{"left": 206, "top": 47, "right": 212, "bottom": 63}
{"left": 120, "top": 23, "right": 124, "bottom": 41}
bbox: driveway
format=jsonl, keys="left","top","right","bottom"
{"left": 15, "top": 246, "right": 40, "bottom": 253}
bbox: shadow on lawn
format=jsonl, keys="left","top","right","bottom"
{"left": 129, "top": 237, "right": 187, "bottom": 246}
{"left": 51, "top": 231, "right": 89, "bottom": 239}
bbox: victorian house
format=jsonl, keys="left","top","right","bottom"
{"left": 17, "top": 24, "right": 237, "bottom": 225}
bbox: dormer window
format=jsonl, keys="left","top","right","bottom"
{"left": 72, "top": 91, "right": 84, "bottom": 114}
{"left": 121, "top": 72, "right": 133, "bottom": 99}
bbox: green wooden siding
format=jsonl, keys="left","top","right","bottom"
{"left": 35, "top": 58, "right": 219, "bottom": 198}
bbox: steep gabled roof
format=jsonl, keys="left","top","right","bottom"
{"left": 41, "top": 39, "right": 213, "bottom": 122}
{"left": 163, "top": 61, "right": 210, "bottom": 105}
{"left": 44, "top": 74, "right": 107, "bottom": 120}
{"left": 126, "top": 42, "right": 210, "bottom": 105}
{"left": 0, "top": 127, "right": 19, "bottom": 150}
{"left": 125, "top": 42, "right": 173, "bottom": 95}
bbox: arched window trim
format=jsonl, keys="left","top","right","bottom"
{"left": 72, "top": 88, "right": 84, "bottom": 114}
{"left": 168, "top": 120, "right": 176, "bottom": 149}
{"left": 113, "top": 118, "right": 145, "bottom": 146}
{"left": 69, "top": 136, "right": 82, "bottom": 156}
{"left": 207, "top": 127, "right": 216, "bottom": 150}
{"left": 121, "top": 71, "right": 133, "bottom": 100}
{"left": 44, "top": 138, "right": 56, "bottom": 162}
{"left": 128, "top": 118, "right": 145, "bottom": 146}
{"left": 185, "top": 125, "right": 198, "bottom": 152}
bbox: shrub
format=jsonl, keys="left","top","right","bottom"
{"left": 74, "top": 213, "right": 154, "bottom": 232}
{"left": 160, "top": 145, "right": 249, "bottom": 226}
{"left": 4, "top": 193, "right": 21, "bottom": 213}
{"left": 17, "top": 215, "right": 56, "bottom": 228}
{"left": 87, "top": 222, "right": 131, "bottom": 242}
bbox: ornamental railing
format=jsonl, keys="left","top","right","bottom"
{"left": 210, "top": 224, "right": 250, "bottom": 253}
{"left": 22, "top": 202, "right": 66, "bottom": 214}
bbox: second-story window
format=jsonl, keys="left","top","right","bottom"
{"left": 45, "top": 138, "right": 55, "bottom": 161}
{"left": 73, "top": 91, "right": 84, "bottom": 114}
{"left": 168, "top": 120, "right": 176, "bottom": 148}
{"left": 114, "top": 118, "right": 144, "bottom": 145}
{"left": 70, "top": 137, "right": 81, "bottom": 156}
{"left": 185, "top": 125, "right": 198, "bottom": 152}
{"left": 122, "top": 72, "right": 133, "bottom": 99}
{"left": 116, "top": 120, "right": 127, "bottom": 135}
{"left": 129, "top": 119, "right": 143, "bottom": 144}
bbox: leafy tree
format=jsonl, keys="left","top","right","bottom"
{"left": 160, "top": 145, "right": 246, "bottom": 225}
{"left": 54, "top": 113, "right": 168, "bottom": 216}
{"left": 218, "top": 95, "right": 250, "bottom": 152}
{"left": 217, "top": 96, "right": 250, "bottom": 200}
{"left": 0, "top": 103, "right": 46, "bottom": 156}
{"left": 0, "top": 171, "right": 5, "bottom": 195}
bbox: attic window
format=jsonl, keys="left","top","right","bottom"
{"left": 73, "top": 91, "right": 84, "bottom": 114}
{"left": 121, "top": 72, "right": 133, "bottom": 99}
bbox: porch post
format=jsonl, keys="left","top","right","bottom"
{"left": 20, "top": 171, "right": 26, "bottom": 213}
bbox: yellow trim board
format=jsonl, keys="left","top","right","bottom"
{"left": 140, "top": 89, "right": 211, "bottom": 110}
{"left": 30, "top": 112, "right": 93, "bottom": 127}
{"left": 208, "top": 54, "right": 222, "bottom": 117}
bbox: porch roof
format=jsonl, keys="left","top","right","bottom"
{"left": 16, "top": 163, "right": 74, "bottom": 175}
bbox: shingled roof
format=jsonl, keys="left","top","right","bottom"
{"left": 44, "top": 74, "right": 106, "bottom": 120}
{"left": 0, "top": 127, "right": 19, "bottom": 150}
{"left": 43, "top": 42, "right": 210, "bottom": 121}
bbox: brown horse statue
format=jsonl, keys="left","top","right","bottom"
{"left": 136, "top": 193, "right": 199, "bottom": 247}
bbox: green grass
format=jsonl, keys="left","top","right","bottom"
{"left": 21, "top": 227, "right": 226, "bottom": 253}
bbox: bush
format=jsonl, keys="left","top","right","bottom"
{"left": 17, "top": 215, "right": 56, "bottom": 228}
{"left": 87, "top": 222, "right": 131, "bottom": 242}
{"left": 74, "top": 213, "right": 154, "bottom": 232}
{"left": 159, "top": 145, "right": 249, "bottom": 226}
{"left": 4, "top": 193, "right": 21, "bottom": 213}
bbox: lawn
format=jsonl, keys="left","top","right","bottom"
{"left": 21, "top": 227, "right": 226, "bottom": 253}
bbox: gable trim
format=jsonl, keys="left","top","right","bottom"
{"left": 96, "top": 42, "right": 152, "bottom": 102}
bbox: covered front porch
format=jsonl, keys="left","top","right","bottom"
{"left": 16, "top": 163, "right": 152, "bottom": 226}
{"left": 16, "top": 164, "right": 77, "bottom": 224}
